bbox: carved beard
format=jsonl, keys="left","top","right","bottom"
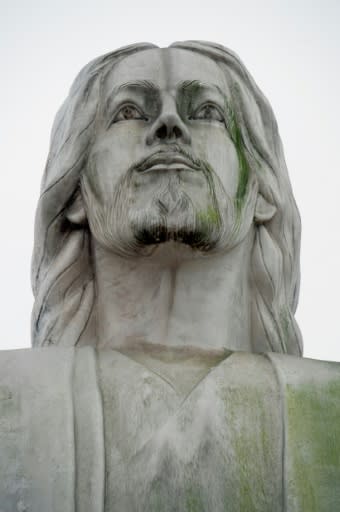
{"left": 128, "top": 165, "right": 223, "bottom": 249}
{"left": 82, "top": 156, "right": 247, "bottom": 258}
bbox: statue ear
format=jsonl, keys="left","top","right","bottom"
{"left": 254, "top": 193, "right": 277, "bottom": 224}
{"left": 65, "top": 189, "right": 87, "bottom": 226}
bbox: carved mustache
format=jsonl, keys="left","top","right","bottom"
{"left": 125, "top": 146, "right": 220, "bottom": 218}
{"left": 130, "top": 145, "right": 204, "bottom": 174}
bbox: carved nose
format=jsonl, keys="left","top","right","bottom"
{"left": 146, "top": 113, "right": 191, "bottom": 145}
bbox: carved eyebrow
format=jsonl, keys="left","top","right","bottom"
{"left": 177, "top": 80, "right": 226, "bottom": 98}
{"left": 114, "top": 80, "right": 159, "bottom": 94}
{"left": 105, "top": 80, "right": 159, "bottom": 113}
{"left": 179, "top": 80, "right": 203, "bottom": 91}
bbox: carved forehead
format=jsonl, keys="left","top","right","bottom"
{"left": 104, "top": 48, "right": 228, "bottom": 93}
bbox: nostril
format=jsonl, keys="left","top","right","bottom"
{"left": 155, "top": 124, "right": 183, "bottom": 140}
{"left": 150, "top": 117, "right": 189, "bottom": 144}
{"left": 156, "top": 124, "right": 167, "bottom": 139}
{"left": 173, "top": 126, "right": 182, "bottom": 138}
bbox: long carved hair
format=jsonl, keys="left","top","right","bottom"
{"left": 31, "top": 41, "right": 302, "bottom": 355}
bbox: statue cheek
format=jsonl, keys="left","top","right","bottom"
{"left": 84, "top": 151, "right": 114, "bottom": 200}
{"left": 192, "top": 131, "right": 239, "bottom": 195}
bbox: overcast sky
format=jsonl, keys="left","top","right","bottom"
{"left": 1, "top": 0, "right": 339, "bottom": 361}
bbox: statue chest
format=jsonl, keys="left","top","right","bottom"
{"left": 1, "top": 347, "right": 340, "bottom": 512}
{"left": 98, "top": 349, "right": 283, "bottom": 511}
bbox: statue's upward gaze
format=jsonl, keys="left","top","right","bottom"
{"left": 32, "top": 43, "right": 302, "bottom": 355}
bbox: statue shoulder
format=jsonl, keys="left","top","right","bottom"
{"left": 0, "top": 347, "right": 102, "bottom": 510}
{"left": 264, "top": 353, "right": 340, "bottom": 511}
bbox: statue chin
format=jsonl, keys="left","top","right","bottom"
{"left": 84, "top": 174, "right": 228, "bottom": 258}
{"left": 103, "top": 210, "right": 224, "bottom": 260}
{"left": 131, "top": 211, "right": 222, "bottom": 250}
{"left": 129, "top": 181, "right": 222, "bottom": 255}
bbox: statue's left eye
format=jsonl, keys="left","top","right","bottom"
{"left": 191, "top": 104, "right": 224, "bottom": 122}
{"left": 113, "top": 104, "right": 146, "bottom": 122}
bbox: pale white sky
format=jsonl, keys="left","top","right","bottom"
{"left": 1, "top": 0, "right": 339, "bottom": 360}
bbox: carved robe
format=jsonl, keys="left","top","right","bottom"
{"left": 1, "top": 347, "right": 339, "bottom": 511}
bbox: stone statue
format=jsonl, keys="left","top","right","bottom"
{"left": 31, "top": 41, "right": 302, "bottom": 356}
{"left": 1, "top": 42, "right": 340, "bottom": 512}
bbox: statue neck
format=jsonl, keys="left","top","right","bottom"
{"left": 93, "top": 234, "right": 254, "bottom": 352}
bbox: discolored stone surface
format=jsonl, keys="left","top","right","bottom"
{"left": 1, "top": 348, "right": 340, "bottom": 511}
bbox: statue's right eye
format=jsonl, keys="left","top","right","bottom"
{"left": 112, "top": 104, "right": 147, "bottom": 123}
{"left": 190, "top": 103, "right": 224, "bottom": 123}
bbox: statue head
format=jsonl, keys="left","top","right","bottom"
{"left": 31, "top": 41, "right": 302, "bottom": 355}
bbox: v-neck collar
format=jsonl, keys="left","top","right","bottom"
{"left": 116, "top": 342, "right": 232, "bottom": 398}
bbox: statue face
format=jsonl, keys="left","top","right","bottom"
{"left": 82, "top": 48, "right": 242, "bottom": 256}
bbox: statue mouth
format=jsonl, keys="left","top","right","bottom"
{"left": 133, "top": 150, "right": 201, "bottom": 174}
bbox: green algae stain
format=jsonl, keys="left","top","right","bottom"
{"left": 221, "top": 384, "right": 278, "bottom": 511}
{"left": 286, "top": 379, "right": 340, "bottom": 512}
{"left": 185, "top": 487, "right": 204, "bottom": 512}
{"left": 224, "top": 96, "right": 250, "bottom": 217}
{"left": 197, "top": 206, "right": 220, "bottom": 227}
{"left": 182, "top": 82, "right": 255, "bottom": 221}
{"left": 232, "top": 395, "right": 264, "bottom": 511}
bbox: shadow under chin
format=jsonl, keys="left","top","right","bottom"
{"left": 131, "top": 177, "right": 224, "bottom": 251}
{"left": 133, "top": 220, "right": 221, "bottom": 251}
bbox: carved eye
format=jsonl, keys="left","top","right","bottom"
{"left": 191, "top": 104, "right": 224, "bottom": 123}
{"left": 113, "top": 104, "right": 147, "bottom": 123}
